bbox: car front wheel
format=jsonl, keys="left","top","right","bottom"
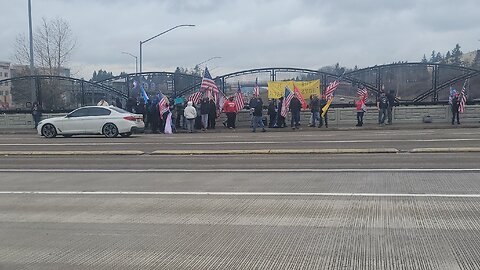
{"left": 102, "top": 123, "right": 118, "bottom": 138}
{"left": 41, "top": 124, "right": 57, "bottom": 138}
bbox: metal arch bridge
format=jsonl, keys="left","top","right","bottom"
{"left": 0, "top": 75, "right": 126, "bottom": 109}
{"left": 102, "top": 63, "right": 478, "bottom": 103}
{"left": 3, "top": 63, "right": 478, "bottom": 109}
{"left": 344, "top": 62, "right": 480, "bottom": 102}
{"left": 96, "top": 71, "right": 202, "bottom": 84}
{"left": 0, "top": 75, "right": 125, "bottom": 96}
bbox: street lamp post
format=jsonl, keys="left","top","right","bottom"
{"left": 193, "top": 56, "right": 221, "bottom": 91}
{"left": 28, "top": 0, "right": 36, "bottom": 103}
{"left": 139, "top": 24, "right": 195, "bottom": 74}
{"left": 195, "top": 56, "right": 222, "bottom": 70}
{"left": 121, "top": 52, "right": 138, "bottom": 74}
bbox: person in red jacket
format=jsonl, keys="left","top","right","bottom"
{"left": 355, "top": 96, "right": 366, "bottom": 126}
{"left": 223, "top": 96, "right": 238, "bottom": 129}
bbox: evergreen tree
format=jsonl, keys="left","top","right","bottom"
{"left": 435, "top": 52, "right": 443, "bottom": 63}
{"left": 430, "top": 50, "right": 436, "bottom": 63}
{"left": 445, "top": 51, "right": 451, "bottom": 63}
{"left": 451, "top": 43, "right": 463, "bottom": 65}
{"left": 421, "top": 54, "right": 428, "bottom": 63}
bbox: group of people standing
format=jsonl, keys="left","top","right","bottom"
{"left": 91, "top": 83, "right": 468, "bottom": 134}
{"left": 264, "top": 94, "right": 330, "bottom": 130}
{"left": 376, "top": 89, "right": 397, "bottom": 126}
{"left": 182, "top": 96, "right": 239, "bottom": 133}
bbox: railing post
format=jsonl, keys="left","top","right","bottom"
{"left": 432, "top": 65, "right": 439, "bottom": 102}
{"left": 81, "top": 81, "right": 85, "bottom": 106}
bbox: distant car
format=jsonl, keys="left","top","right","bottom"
{"left": 37, "top": 106, "right": 144, "bottom": 138}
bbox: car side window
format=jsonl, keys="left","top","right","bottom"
{"left": 87, "top": 107, "right": 111, "bottom": 117}
{"left": 68, "top": 108, "right": 88, "bottom": 118}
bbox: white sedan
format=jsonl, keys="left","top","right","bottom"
{"left": 37, "top": 106, "right": 145, "bottom": 138}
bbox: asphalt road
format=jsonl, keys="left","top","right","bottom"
{"left": 0, "top": 127, "right": 478, "bottom": 152}
{"left": 1, "top": 128, "right": 480, "bottom": 269}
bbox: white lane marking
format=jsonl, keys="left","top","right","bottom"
{"left": 0, "top": 138, "right": 478, "bottom": 146}
{"left": 1, "top": 168, "right": 480, "bottom": 173}
{"left": 1, "top": 191, "right": 479, "bottom": 198}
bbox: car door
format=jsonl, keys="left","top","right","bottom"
{"left": 83, "top": 107, "right": 112, "bottom": 134}
{"left": 61, "top": 108, "right": 89, "bottom": 134}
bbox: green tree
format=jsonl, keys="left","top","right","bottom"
{"left": 430, "top": 50, "right": 436, "bottom": 63}
{"left": 421, "top": 54, "right": 428, "bottom": 63}
{"left": 436, "top": 52, "right": 443, "bottom": 63}
{"left": 445, "top": 51, "right": 451, "bottom": 63}
{"left": 451, "top": 43, "right": 463, "bottom": 65}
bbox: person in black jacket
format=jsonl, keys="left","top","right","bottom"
{"left": 377, "top": 91, "right": 389, "bottom": 125}
{"left": 276, "top": 97, "right": 286, "bottom": 128}
{"left": 386, "top": 90, "right": 397, "bottom": 125}
{"left": 309, "top": 94, "right": 320, "bottom": 127}
{"left": 199, "top": 98, "right": 210, "bottom": 131}
{"left": 31, "top": 102, "right": 42, "bottom": 129}
{"left": 267, "top": 99, "right": 277, "bottom": 128}
{"left": 289, "top": 96, "right": 302, "bottom": 129}
{"left": 150, "top": 99, "right": 160, "bottom": 134}
{"left": 208, "top": 99, "right": 217, "bottom": 129}
{"left": 451, "top": 93, "right": 461, "bottom": 125}
{"left": 252, "top": 97, "right": 266, "bottom": 132}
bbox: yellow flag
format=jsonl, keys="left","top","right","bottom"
{"left": 321, "top": 98, "right": 333, "bottom": 118}
{"left": 268, "top": 80, "right": 320, "bottom": 99}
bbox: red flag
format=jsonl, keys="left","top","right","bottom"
{"left": 293, "top": 83, "right": 308, "bottom": 110}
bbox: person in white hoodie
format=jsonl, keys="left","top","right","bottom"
{"left": 183, "top": 101, "right": 197, "bottom": 133}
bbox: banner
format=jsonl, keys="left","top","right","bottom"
{"left": 268, "top": 80, "right": 320, "bottom": 99}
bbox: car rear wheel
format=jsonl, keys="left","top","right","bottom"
{"left": 102, "top": 123, "right": 118, "bottom": 138}
{"left": 120, "top": 132, "right": 132, "bottom": 138}
{"left": 41, "top": 124, "right": 57, "bottom": 138}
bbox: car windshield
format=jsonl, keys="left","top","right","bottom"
{"left": 109, "top": 107, "right": 130, "bottom": 114}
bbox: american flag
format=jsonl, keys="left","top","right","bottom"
{"left": 253, "top": 78, "right": 260, "bottom": 97}
{"left": 234, "top": 82, "right": 245, "bottom": 111}
{"left": 216, "top": 91, "right": 227, "bottom": 115}
{"left": 200, "top": 67, "right": 219, "bottom": 93}
{"left": 205, "top": 87, "right": 214, "bottom": 100}
{"left": 293, "top": 83, "right": 308, "bottom": 109}
{"left": 281, "top": 86, "right": 294, "bottom": 117}
{"left": 158, "top": 93, "right": 169, "bottom": 119}
{"left": 188, "top": 91, "right": 202, "bottom": 105}
{"left": 449, "top": 86, "right": 458, "bottom": 105}
{"left": 357, "top": 87, "right": 368, "bottom": 101}
{"left": 324, "top": 80, "right": 340, "bottom": 100}
{"left": 459, "top": 79, "right": 468, "bottom": 113}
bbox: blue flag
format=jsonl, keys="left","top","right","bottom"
{"left": 140, "top": 83, "right": 149, "bottom": 104}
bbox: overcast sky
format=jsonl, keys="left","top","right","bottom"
{"left": 1, "top": 0, "right": 479, "bottom": 79}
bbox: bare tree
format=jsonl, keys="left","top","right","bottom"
{"left": 12, "top": 17, "right": 76, "bottom": 109}
{"left": 13, "top": 17, "right": 76, "bottom": 76}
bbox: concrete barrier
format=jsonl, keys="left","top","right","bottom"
{"left": 0, "top": 105, "right": 479, "bottom": 129}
